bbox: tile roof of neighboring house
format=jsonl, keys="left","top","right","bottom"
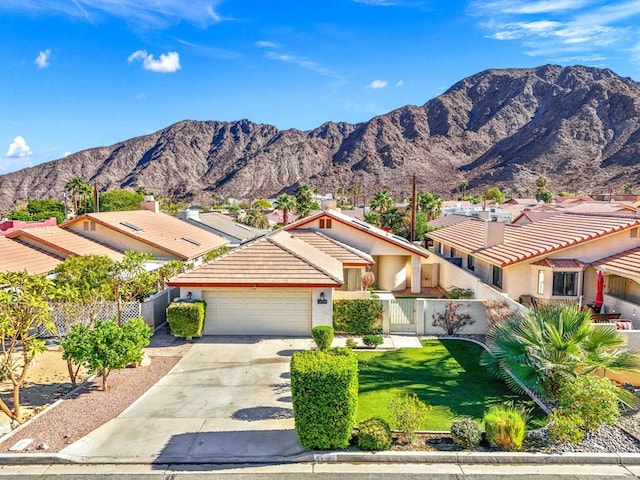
{"left": 503, "top": 198, "right": 538, "bottom": 205}
{"left": 0, "top": 236, "right": 62, "bottom": 274}
{"left": 428, "top": 214, "right": 472, "bottom": 228}
{"left": 286, "top": 209, "right": 429, "bottom": 258}
{"left": 7, "top": 226, "right": 124, "bottom": 261}
{"left": 427, "top": 212, "right": 640, "bottom": 268}
{"left": 511, "top": 210, "right": 562, "bottom": 225}
{"left": 266, "top": 210, "right": 299, "bottom": 226}
{"left": 531, "top": 258, "right": 587, "bottom": 269}
{"left": 168, "top": 230, "right": 343, "bottom": 287}
{"left": 288, "top": 230, "right": 374, "bottom": 266}
{"left": 64, "top": 210, "right": 228, "bottom": 261}
{"left": 592, "top": 246, "right": 640, "bottom": 279}
{"left": 0, "top": 217, "right": 57, "bottom": 236}
{"left": 442, "top": 200, "right": 474, "bottom": 208}
{"left": 554, "top": 196, "right": 594, "bottom": 204}
{"left": 187, "top": 212, "right": 268, "bottom": 244}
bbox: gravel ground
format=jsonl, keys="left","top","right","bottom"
{"left": 0, "top": 331, "right": 192, "bottom": 453}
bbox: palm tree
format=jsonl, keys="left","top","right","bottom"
{"left": 481, "top": 305, "right": 640, "bottom": 402}
{"left": 416, "top": 191, "right": 442, "bottom": 220}
{"left": 242, "top": 210, "right": 270, "bottom": 229}
{"left": 274, "top": 193, "right": 297, "bottom": 225}
{"left": 78, "top": 181, "right": 92, "bottom": 214}
{"left": 370, "top": 188, "right": 394, "bottom": 214}
{"left": 351, "top": 184, "right": 363, "bottom": 208}
{"left": 64, "top": 177, "right": 88, "bottom": 215}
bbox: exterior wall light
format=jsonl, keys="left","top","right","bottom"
{"left": 317, "top": 292, "right": 328, "bottom": 304}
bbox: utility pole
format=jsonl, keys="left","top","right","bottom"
{"left": 93, "top": 181, "right": 100, "bottom": 213}
{"left": 410, "top": 173, "right": 417, "bottom": 243}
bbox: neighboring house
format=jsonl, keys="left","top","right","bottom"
{"left": 285, "top": 209, "right": 430, "bottom": 293}
{"left": 178, "top": 209, "right": 268, "bottom": 247}
{"left": 0, "top": 217, "right": 57, "bottom": 236}
{"left": 168, "top": 210, "right": 431, "bottom": 336}
{"left": 7, "top": 226, "right": 124, "bottom": 262}
{"left": 62, "top": 203, "right": 228, "bottom": 264}
{"left": 265, "top": 210, "right": 299, "bottom": 226}
{"left": 426, "top": 212, "right": 640, "bottom": 324}
{"left": 0, "top": 236, "right": 62, "bottom": 274}
{"left": 168, "top": 230, "right": 342, "bottom": 336}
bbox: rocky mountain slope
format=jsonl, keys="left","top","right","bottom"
{"left": 1, "top": 64, "right": 639, "bottom": 210}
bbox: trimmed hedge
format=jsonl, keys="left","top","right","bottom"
{"left": 358, "top": 417, "right": 392, "bottom": 451}
{"left": 333, "top": 298, "right": 383, "bottom": 335}
{"left": 291, "top": 349, "right": 359, "bottom": 450}
{"left": 311, "top": 325, "right": 334, "bottom": 350}
{"left": 167, "top": 300, "right": 206, "bottom": 338}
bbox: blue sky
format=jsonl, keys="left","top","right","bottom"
{"left": 2, "top": 0, "right": 640, "bottom": 174}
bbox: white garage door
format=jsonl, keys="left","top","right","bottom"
{"left": 203, "top": 289, "right": 311, "bottom": 336}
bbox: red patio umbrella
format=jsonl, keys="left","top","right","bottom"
{"left": 594, "top": 270, "right": 604, "bottom": 311}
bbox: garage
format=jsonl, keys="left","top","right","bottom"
{"left": 203, "top": 289, "right": 312, "bottom": 336}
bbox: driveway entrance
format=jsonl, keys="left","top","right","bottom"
{"left": 61, "top": 337, "right": 313, "bottom": 463}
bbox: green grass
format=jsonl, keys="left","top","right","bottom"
{"left": 356, "top": 339, "right": 547, "bottom": 431}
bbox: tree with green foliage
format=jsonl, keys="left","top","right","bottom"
{"left": 53, "top": 255, "right": 115, "bottom": 301}
{"left": 9, "top": 199, "right": 66, "bottom": 224}
{"left": 370, "top": 188, "right": 394, "bottom": 214}
{"left": 110, "top": 251, "right": 156, "bottom": 325}
{"left": 98, "top": 189, "right": 145, "bottom": 212}
{"left": 481, "top": 305, "right": 640, "bottom": 402}
{"left": 295, "top": 184, "right": 315, "bottom": 218}
{"left": 0, "top": 272, "right": 57, "bottom": 422}
{"left": 380, "top": 207, "right": 403, "bottom": 231}
{"left": 623, "top": 183, "right": 634, "bottom": 195}
{"left": 484, "top": 187, "right": 505, "bottom": 205}
{"left": 241, "top": 210, "right": 269, "bottom": 229}
{"left": 61, "top": 318, "right": 151, "bottom": 390}
{"left": 458, "top": 179, "right": 468, "bottom": 200}
{"left": 274, "top": 193, "right": 297, "bottom": 225}
{"left": 203, "top": 245, "right": 231, "bottom": 262}
{"left": 65, "top": 177, "right": 89, "bottom": 214}
{"left": 416, "top": 191, "right": 442, "bottom": 220}
{"left": 251, "top": 198, "right": 271, "bottom": 210}
{"left": 535, "top": 175, "right": 547, "bottom": 189}
{"left": 535, "top": 187, "right": 554, "bottom": 203}
{"left": 351, "top": 184, "right": 363, "bottom": 208}
{"left": 364, "top": 211, "right": 381, "bottom": 227}
{"left": 390, "top": 393, "right": 431, "bottom": 444}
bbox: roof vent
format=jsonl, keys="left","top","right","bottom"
{"left": 182, "top": 236, "right": 201, "bottom": 246}
{"left": 120, "top": 221, "right": 143, "bottom": 232}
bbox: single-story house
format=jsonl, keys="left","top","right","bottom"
{"left": 168, "top": 230, "right": 342, "bottom": 336}
{"left": 426, "top": 211, "right": 640, "bottom": 322}
{"left": 168, "top": 210, "right": 430, "bottom": 336}
{"left": 285, "top": 209, "right": 430, "bottom": 293}
{"left": 62, "top": 199, "right": 228, "bottom": 264}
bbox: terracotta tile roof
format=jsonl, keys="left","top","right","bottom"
{"left": 592, "top": 246, "right": 640, "bottom": 278}
{"left": 289, "top": 230, "right": 373, "bottom": 266}
{"left": 168, "top": 230, "right": 343, "bottom": 287}
{"left": 531, "top": 258, "right": 587, "bottom": 269}
{"left": 428, "top": 212, "right": 640, "bottom": 267}
{"left": 7, "top": 226, "right": 124, "bottom": 261}
{"left": 286, "top": 209, "right": 429, "bottom": 258}
{"left": 0, "top": 236, "right": 62, "bottom": 274}
{"left": 512, "top": 210, "right": 562, "bottom": 225}
{"left": 428, "top": 214, "right": 473, "bottom": 228}
{"left": 64, "top": 210, "right": 228, "bottom": 261}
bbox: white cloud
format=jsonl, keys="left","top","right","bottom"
{"left": 0, "top": 0, "right": 224, "bottom": 28}
{"left": 63, "top": 151, "right": 72, "bottom": 157}
{"left": 6, "top": 136, "right": 33, "bottom": 158}
{"left": 396, "top": 80, "right": 404, "bottom": 87}
{"left": 474, "top": 0, "right": 640, "bottom": 61}
{"left": 34, "top": 49, "right": 51, "bottom": 68}
{"left": 128, "top": 50, "right": 181, "bottom": 73}
{"left": 368, "top": 79, "right": 388, "bottom": 89}
{"left": 256, "top": 40, "right": 278, "bottom": 48}
{"left": 265, "top": 50, "right": 339, "bottom": 78}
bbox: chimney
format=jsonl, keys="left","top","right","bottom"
{"left": 483, "top": 219, "right": 505, "bottom": 247}
{"left": 140, "top": 195, "right": 160, "bottom": 214}
{"left": 178, "top": 208, "right": 200, "bottom": 221}
{"left": 478, "top": 210, "right": 490, "bottom": 220}
{"left": 321, "top": 199, "right": 338, "bottom": 211}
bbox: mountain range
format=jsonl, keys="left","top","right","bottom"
{"left": 1, "top": 64, "right": 639, "bottom": 210}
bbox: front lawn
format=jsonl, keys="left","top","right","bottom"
{"left": 356, "top": 339, "right": 547, "bottom": 431}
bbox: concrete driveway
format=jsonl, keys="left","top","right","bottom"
{"left": 61, "top": 337, "right": 314, "bottom": 463}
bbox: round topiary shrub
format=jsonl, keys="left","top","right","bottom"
{"left": 357, "top": 417, "right": 393, "bottom": 451}
{"left": 345, "top": 338, "right": 358, "bottom": 349}
{"left": 450, "top": 417, "right": 482, "bottom": 449}
{"left": 362, "top": 334, "right": 383, "bottom": 349}
{"left": 312, "top": 325, "right": 334, "bottom": 351}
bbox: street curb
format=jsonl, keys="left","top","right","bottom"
{"left": 1, "top": 450, "right": 639, "bottom": 466}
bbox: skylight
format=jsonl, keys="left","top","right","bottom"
{"left": 182, "top": 236, "right": 202, "bottom": 246}
{"left": 120, "top": 221, "right": 143, "bottom": 232}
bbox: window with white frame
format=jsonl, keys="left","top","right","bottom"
{"left": 537, "top": 270, "right": 545, "bottom": 295}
